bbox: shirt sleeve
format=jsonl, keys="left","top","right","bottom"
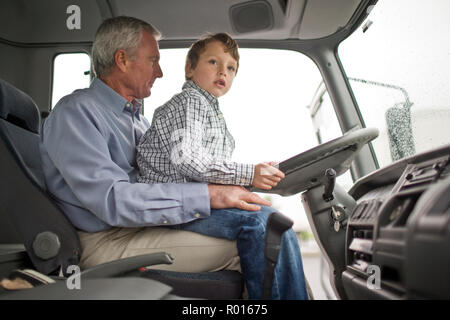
{"left": 169, "top": 95, "right": 255, "bottom": 185}
{"left": 41, "top": 97, "right": 210, "bottom": 228}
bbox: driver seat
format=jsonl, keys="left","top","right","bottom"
{"left": 0, "top": 78, "right": 244, "bottom": 299}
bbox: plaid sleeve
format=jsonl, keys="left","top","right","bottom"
{"left": 169, "top": 95, "right": 254, "bottom": 186}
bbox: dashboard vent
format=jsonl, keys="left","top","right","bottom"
{"left": 348, "top": 227, "right": 374, "bottom": 275}
{"left": 350, "top": 199, "right": 382, "bottom": 224}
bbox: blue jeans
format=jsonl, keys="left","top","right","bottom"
{"left": 172, "top": 205, "right": 308, "bottom": 299}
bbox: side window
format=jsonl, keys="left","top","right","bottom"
{"left": 308, "top": 83, "right": 342, "bottom": 144}
{"left": 51, "top": 52, "right": 90, "bottom": 108}
{"left": 145, "top": 48, "right": 321, "bottom": 163}
{"left": 144, "top": 48, "right": 323, "bottom": 231}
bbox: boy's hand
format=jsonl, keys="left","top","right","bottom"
{"left": 252, "top": 162, "right": 285, "bottom": 190}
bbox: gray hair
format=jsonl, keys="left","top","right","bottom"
{"left": 92, "top": 16, "right": 161, "bottom": 77}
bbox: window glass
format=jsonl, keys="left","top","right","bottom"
{"left": 144, "top": 48, "right": 322, "bottom": 231}
{"left": 338, "top": 0, "right": 450, "bottom": 167}
{"left": 309, "top": 84, "right": 342, "bottom": 144}
{"left": 308, "top": 83, "right": 354, "bottom": 190}
{"left": 52, "top": 53, "right": 90, "bottom": 108}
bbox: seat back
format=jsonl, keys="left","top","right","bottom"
{"left": 0, "top": 79, "right": 81, "bottom": 275}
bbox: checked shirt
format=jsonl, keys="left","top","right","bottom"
{"left": 137, "top": 81, "right": 254, "bottom": 185}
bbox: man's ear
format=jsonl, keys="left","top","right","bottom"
{"left": 115, "top": 49, "right": 128, "bottom": 73}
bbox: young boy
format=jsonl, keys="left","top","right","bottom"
{"left": 136, "top": 33, "right": 307, "bottom": 300}
{"left": 136, "top": 33, "right": 284, "bottom": 190}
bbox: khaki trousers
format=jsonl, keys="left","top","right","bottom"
{"left": 78, "top": 227, "right": 241, "bottom": 273}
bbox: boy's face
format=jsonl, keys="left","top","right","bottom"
{"left": 186, "top": 41, "right": 237, "bottom": 98}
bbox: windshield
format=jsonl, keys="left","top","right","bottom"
{"left": 338, "top": 0, "right": 450, "bottom": 168}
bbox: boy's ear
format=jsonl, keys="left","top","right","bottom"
{"left": 185, "top": 61, "right": 194, "bottom": 79}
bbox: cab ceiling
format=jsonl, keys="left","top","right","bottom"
{"left": 0, "top": 0, "right": 361, "bottom": 44}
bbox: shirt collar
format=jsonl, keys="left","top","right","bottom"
{"left": 91, "top": 78, "right": 142, "bottom": 119}
{"left": 183, "top": 80, "right": 218, "bottom": 106}
{"left": 124, "top": 99, "right": 143, "bottom": 120}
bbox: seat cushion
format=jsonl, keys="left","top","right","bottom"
{"left": 141, "top": 269, "right": 244, "bottom": 299}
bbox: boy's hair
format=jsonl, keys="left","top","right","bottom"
{"left": 186, "top": 33, "right": 239, "bottom": 80}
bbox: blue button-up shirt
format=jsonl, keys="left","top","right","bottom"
{"left": 40, "top": 78, "right": 210, "bottom": 232}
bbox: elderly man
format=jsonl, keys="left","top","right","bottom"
{"left": 40, "top": 16, "right": 307, "bottom": 299}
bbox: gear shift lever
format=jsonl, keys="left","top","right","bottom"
{"left": 323, "top": 168, "right": 336, "bottom": 202}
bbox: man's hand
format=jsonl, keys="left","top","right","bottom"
{"left": 251, "top": 162, "right": 285, "bottom": 190}
{"left": 208, "top": 184, "right": 272, "bottom": 211}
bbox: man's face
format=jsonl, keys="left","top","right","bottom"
{"left": 123, "top": 31, "right": 163, "bottom": 100}
{"left": 186, "top": 41, "right": 237, "bottom": 98}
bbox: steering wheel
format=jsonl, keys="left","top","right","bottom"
{"left": 252, "top": 127, "right": 379, "bottom": 196}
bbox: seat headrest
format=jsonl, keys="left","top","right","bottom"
{"left": 0, "top": 79, "right": 41, "bottom": 134}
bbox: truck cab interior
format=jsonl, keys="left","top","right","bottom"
{"left": 0, "top": 0, "right": 449, "bottom": 300}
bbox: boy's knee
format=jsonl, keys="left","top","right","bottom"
{"left": 256, "top": 205, "right": 285, "bottom": 225}
{"left": 255, "top": 205, "right": 278, "bottom": 221}
{"left": 259, "top": 205, "right": 278, "bottom": 214}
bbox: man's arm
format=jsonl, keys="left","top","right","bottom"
{"left": 41, "top": 96, "right": 210, "bottom": 228}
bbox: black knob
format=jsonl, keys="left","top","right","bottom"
{"left": 323, "top": 168, "right": 337, "bottom": 202}
{"left": 32, "top": 231, "right": 61, "bottom": 260}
